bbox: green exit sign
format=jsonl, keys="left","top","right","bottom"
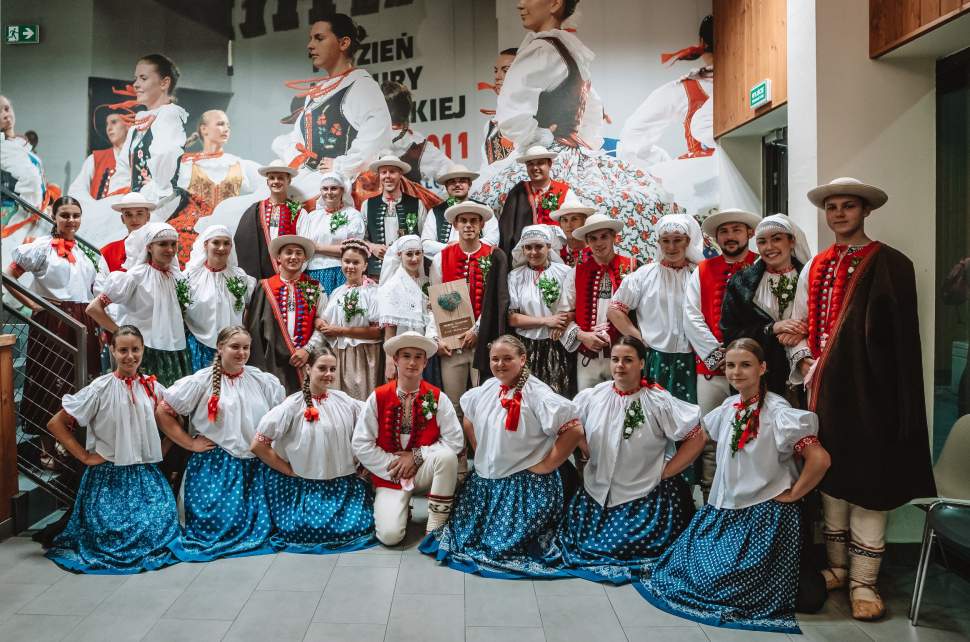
{"left": 5, "top": 24, "right": 40, "bottom": 44}
{"left": 750, "top": 79, "right": 772, "bottom": 109}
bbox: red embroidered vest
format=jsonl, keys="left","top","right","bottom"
{"left": 441, "top": 242, "right": 493, "bottom": 320}
{"left": 90, "top": 148, "right": 117, "bottom": 199}
{"left": 560, "top": 244, "right": 592, "bottom": 268}
{"left": 529, "top": 180, "right": 570, "bottom": 225}
{"left": 806, "top": 242, "right": 881, "bottom": 358}
{"left": 100, "top": 237, "right": 127, "bottom": 273}
{"left": 574, "top": 254, "right": 637, "bottom": 358}
{"left": 372, "top": 380, "right": 442, "bottom": 490}
{"left": 696, "top": 253, "right": 756, "bottom": 375}
{"left": 262, "top": 273, "right": 321, "bottom": 353}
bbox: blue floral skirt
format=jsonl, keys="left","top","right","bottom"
{"left": 307, "top": 267, "right": 345, "bottom": 296}
{"left": 419, "top": 470, "right": 564, "bottom": 579}
{"left": 545, "top": 477, "right": 695, "bottom": 585}
{"left": 634, "top": 501, "right": 802, "bottom": 634}
{"left": 46, "top": 462, "right": 181, "bottom": 574}
{"left": 265, "top": 470, "right": 377, "bottom": 554}
{"left": 171, "top": 448, "right": 274, "bottom": 562}
{"left": 186, "top": 333, "right": 217, "bottom": 373}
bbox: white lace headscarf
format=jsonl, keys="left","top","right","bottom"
{"left": 185, "top": 224, "right": 238, "bottom": 272}
{"left": 756, "top": 214, "right": 811, "bottom": 264}
{"left": 511, "top": 224, "right": 564, "bottom": 268}
{"left": 655, "top": 213, "right": 705, "bottom": 264}
{"left": 378, "top": 235, "right": 425, "bottom": 285}
{"left": 122, "top": 222, "right": 179, "bottom": 271}
{"left": 318, "top": 171, "right": 354, "bottom": 209}
{"left": 377, "top": 235, "right": 428, "bottom": 331}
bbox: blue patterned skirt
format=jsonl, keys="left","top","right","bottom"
{"left": 140, "top": 346, "right": 191, "bottom": 387}
{"left": 186, "top": 333, "right": 217, "bottom": 373}
{"left": 46, "top": 462, "right": 181, "bottom": 574}
{"left": 307, "top": 267, "right": 345, "bottom": 296}
{"left": 645, "top": 349, "right": 697, "bottom": 403}
{"left": 172, "top": 448, "right": 274, "bottom": 562}
{"left": 265, "top": 470, "right": 377, "bottom": 554}
{"left": 634, "top": 501, "right": 802, "bottom": 634}
{"left": 419, "top": 470, "right": 564, "bottom": 579}
{"left": 545, "top": 477, "right": 695, "bottom": 585}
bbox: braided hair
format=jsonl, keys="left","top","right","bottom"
{"left": 302, "top": 345, "right": 337, "bottom": 422}
{"left": 207, "top": 325, "right": 250, "bottom": 422}
{"left": 726, "top": 337, "right": 768, "bottom": 411}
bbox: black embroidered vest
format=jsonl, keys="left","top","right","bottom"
{"left": 300, "top": 85, "right": 358, "bottom": 171}
{"left": 535, "top": 37, "right": 589, "bottom": 141}
{"left": 365, "top": 193, "right": 421, "bottom": 275}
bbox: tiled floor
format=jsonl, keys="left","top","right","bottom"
{"left": 1, "top": 511, "right": 968, "bottom": 642}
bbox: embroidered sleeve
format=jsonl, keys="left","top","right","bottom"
{"left": 97, "top": 293, "right": 112, "bottom": 307}
{"left": 557, "top": 418, "right": 582, "bottom": 435}
{"left": 562, "top": 322, "right": 581, "bottom": 352}
{"left": 681, "top": 424, "right": 703, "bottom": 442}
{"left": 608, "top": 300, "right": 630, "bottom": 313}
{"left": 703, "top": 347, "right": 725, "bottom": 371}
{"left": 6, "top": 261, "right": 25, "bottom": 278}
{"left": 254, "top": 432, "right": 273, "bottom": 446}
{"left": 794, "top": 435, "right": 820, "bottom": 456}
{"left": 789, "top": 347, "right": 811, "bottom": 371}
{"left": 158, "top": 399, "right": 180, "bottom": 418}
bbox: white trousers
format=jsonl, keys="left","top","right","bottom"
{"left": 697, "top": 374, "right": 731, "bottom": 495}
{"left": 577, "top": 354, "right": 612, "bottom": 392}
{"left": 373, "top": 448, "right": 458, "bottom": 546}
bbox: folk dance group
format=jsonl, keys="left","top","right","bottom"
{"left": 2, "top": 4, "right": 935, "bottom": 637}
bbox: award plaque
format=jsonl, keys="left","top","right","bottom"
{"left": 429, "top": 280, "right": 475, "bottom": 351}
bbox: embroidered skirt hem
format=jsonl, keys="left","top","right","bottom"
{"left": 633, "top": 501, "right": 801, "bottom": 634}
{"left": 419, "top": 470, "right": 565, "bottom": 579}
{"left": 266, "top": 470, "right": 377, "bottom": 554}
{"left": 46, "top": 462, "right": 181, "bottom": 574}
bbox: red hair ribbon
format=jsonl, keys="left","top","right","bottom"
{"left": 304, "top": 406, "right": 320, "bottom": 422}
{"left": 661, "top": 45, "right": 706, "bottom": 65}
{"left": 499, "top": 385, "right": 522, "bottom": 431}
{"left": 207, "top": 395, "right": 220, "bottom": 423}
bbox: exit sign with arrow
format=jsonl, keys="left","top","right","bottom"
{"left": 5, "top": 24, "right": 40, "bottom": 44}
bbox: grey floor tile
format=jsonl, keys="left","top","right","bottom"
{"left": 241, "top": 589, "right": 323, "bottom": 620}
{"left": 17, "top": 573, "right": 128, "bottom": 616}
{"left": 466, "top": 627, "right": 547, "bottom": 642}
{"left": 122, "top": 561, "right": 204, "bottom": 591}
{"left": 224, "top": 614, "right": 313, "bottom": 642}
{"left": 0, "top": 613, "right": 82, "bottom": 641}
{"left": 0, "top": 550, "right": 70, "bottom": 585}
{"left": 854, "top": 617, "right": 970, "bottom": 641}
{"left": 164, "top": 584, "right": 254, "bottom": 620}
{"left": 312, "top": 565, "right": 398, "bottom": 624}
{"left": 464, "top": 575, "right": 541, "bottom": 628}
{"left": 385, "top": 593, "right": 463, "bottom": 642}
{"left": 302, "top": 622, "right": 387, "bottom": 642}
{"left": 142, "top": 617, "right": 233, "bottom": 642}
{"left": 188, "top": 553, "right": 276, "bottom": 590}
{"left": 0, "top": 537, "right": 43, "bottom": 564}
{"left": 621, "top": 625, "right": 710, "bottom": 641}
{"left": 336, "top": 549, "right": 402, "bottom": 567}
{"left": 536, "top": 593, "right": 627, "bottom": 642}
{"left": 394, "top": 554, "right": 465, "bottom": 595}
{"left": 798, "top": 624, "right": 876, "bottom": 641}
{"left": 93, "top": 587, "right": 182, "bottom": 619}
{"left": 67, "top": 613, "right": 158, "bottom": 642}
{"left": 532, "top": 577, "right": 606, "bottom": 597}
{"left": 604, "top": 583, "right": 688, "bottom": 628}
{"left": 0, "top": 582, "right": 49, "bottom": 620}
{"left": 699, "top": 624, "right": 794, "bottom": 640}
{"left": 797, "top": 595, "right": 852, "bottom": 624}
{"left": 258, "top": 553, "right": 337, "bottom": 591}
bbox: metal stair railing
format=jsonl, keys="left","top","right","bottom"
{"left": 1, "top": 186, "right": 101, "bottom": 255}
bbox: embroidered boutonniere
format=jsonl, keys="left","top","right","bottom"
{"left": 446, "top": 196, "right": 461, "bottom": 207}
{"left": 285, "top": 199, "right": 302, "bottom": 220}
{"left": 329, "top": 210, "right": 349, "bottom": 233}
{"left": 79, "top": 244, "right": 101, "bottom": 271}
{"left": 175, "top": 278, "right": 192, "bottom": 311}
{"left": 420, "top": 391, "right": 437, "bottom": 421}
{"left": 342, "top": 287, "right": 365, "bottom": 322}
{"left": 848, "top": 255, "right": 863, "bottom": 275}
{"left": 537, "top": 273, "right": 561, "bottom": 309}
{"left": 404, "top": 212, "right": 418, "bottom": 234}
{"left": 225, "top": 276, "right": 248, "bottom": 313}
{"left": 768, "top": 273, "right": 797, "bottom": 317}
{"left": 297, "top": 280, "right": 322, "bottom": 309}
{"left": 540, "top": 191, "right": 560, "bottom": 212}
{"left": 477, "top": 255, "right": 493, "bottom": 281}
{"left": 623, "top": 399, "right": 646, "bottom": 439}
{"left": 618, "top": 261, "right": 632, "bottom": 280}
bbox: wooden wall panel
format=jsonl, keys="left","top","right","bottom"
{"left": 871, "top": 0, "right": 970, "bottom": 57}
{"left": 713, "top": 0, "right": 788, "bottom": 138}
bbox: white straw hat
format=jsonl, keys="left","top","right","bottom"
{"left": 807, "top": 177, "right": 888, "bottom": 209}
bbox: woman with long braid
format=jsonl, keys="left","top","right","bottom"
{"left": 156, "top": 326, "right": 284, "bottom": 561}
{"left": 251, "top": 346, "right": 377, "bottom": 553}
{"left": 420, "top": 334, "right": 583, "bottom": 578}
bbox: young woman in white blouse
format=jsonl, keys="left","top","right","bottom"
{"left": 507, "top": 224, "right": 575, "bottom": 396}
{"left": 376, "top": 235, "right": 440, "bottom": 383}
{"left": 252, "top": 346, "right": 376, "bottom": 553}
{"left": 296, "top": 172, "right": 365, "bottom": 294}
{"left": 608, "top": 213, "right": 705, "bottom": 403}
{"left": 156, "top": 326, "right": 285, "bottom": 561}
{"left": 45, "top": 326, "right": 181, "bottom": 574}
{"left": 420, "top": 334, "right": 584, "bottom": 578}
{"left": 316, "top": 239, "right": 382, "bottom": 400}
{"left": 182, "top": 225, "right": 256, "bottom": 372}
{"left": 87, "top": 222, "right": 189, "bottom": 386}
{"left": 635, "top": 338, "right": 831, "bottom": 634}
{"left": 545, "top": 336, "right": 704, "bottom": 585}
{"left": 5, "top": 196, "right": 107, "bottom": 468}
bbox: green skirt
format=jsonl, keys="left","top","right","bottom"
{"left": 141, "top": 346, "right": 191, "bottom": 387}
{"left": 645, "top": 349, "right": 696, "bottom": 403}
